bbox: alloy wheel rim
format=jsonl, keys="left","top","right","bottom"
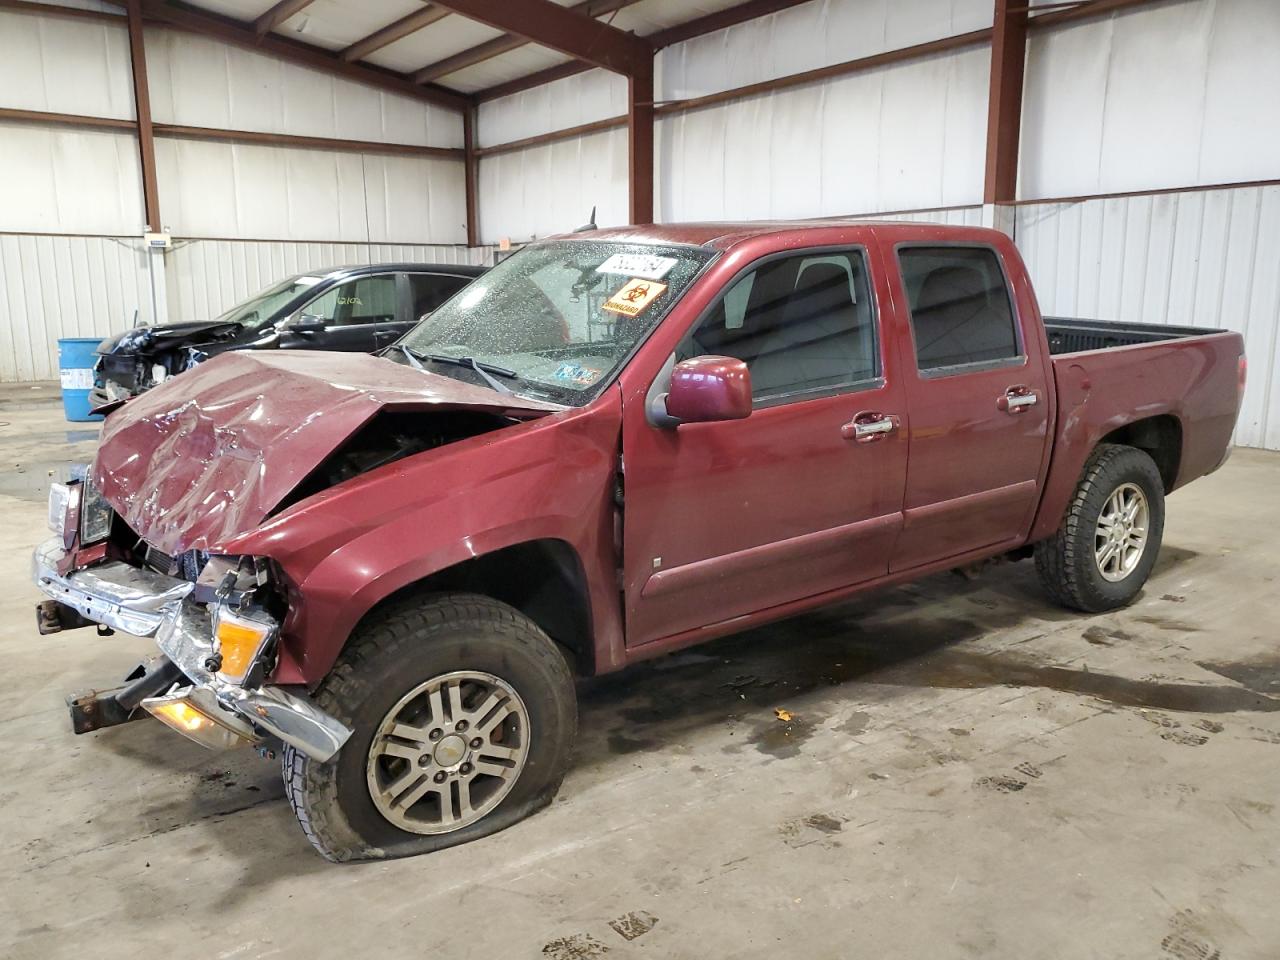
{"left": 1094, "top": 482, "right": 1149, "bottom": 582}
{"left": 365, "top": 670, "right": 530, "bottom": 835}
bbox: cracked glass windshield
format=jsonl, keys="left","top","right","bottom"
{"left": 394, "top": 240, "right": 715, "bottom": 404}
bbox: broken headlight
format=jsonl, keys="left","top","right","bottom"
{"left": 79, "top": 473, "right": 114, "bottom": 545}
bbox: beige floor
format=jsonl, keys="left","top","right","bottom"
{"left": 2, "top": 381, "right": 1278, "bottom": 960}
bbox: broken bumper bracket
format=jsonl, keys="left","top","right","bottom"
{"left": 67, "top": 657, "right": 184, "bottom": 734}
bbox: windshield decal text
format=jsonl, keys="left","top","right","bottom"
{"left": 595, "top": 253, "right": 678, "bottom": 281}
{"left": 602, "top": 279, "right": 668, "bottom": 318}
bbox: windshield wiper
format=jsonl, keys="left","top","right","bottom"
{"left": 420, "top": 352, "right": 516, "bottom": 395}
{"left": 388, "top": 343, "right": 427, "bottom": 372}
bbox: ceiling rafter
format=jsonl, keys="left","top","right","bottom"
{"left": 340, "top": 4, "right": 452, "bottom": 63}
{"left": 140, "top": 0, "right": 471, "bottom": 111}
{"left": 474, "top": 0, "right": 810, "bottom": 101}
{"left": 422, "top": 0, "right": 652, "bottom": 76}
{"left": 411, "top": 0, "right": 643, "bottom": 85}
{"left": 253, "top": 0, "right": 316, "bottom": 37}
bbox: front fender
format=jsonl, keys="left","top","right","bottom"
{"left": 231, "top": 390, "right": 624, "bottom": 685}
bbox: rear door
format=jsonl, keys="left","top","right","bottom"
{"left": 888, "top": 244, "right": 1052, "bottom": 571}
{"left": 621, "top": 246, "right": 909, "bottom": 646}
{"left": 281, "top": 273, "right": 398, "bottom": 353}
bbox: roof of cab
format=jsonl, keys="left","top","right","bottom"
{"left": 541, "top": 220, "right": 1002, "bottom": 251}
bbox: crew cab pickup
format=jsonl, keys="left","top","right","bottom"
{"left": 33, "top": 221, "right": 1245, "bottom": 861}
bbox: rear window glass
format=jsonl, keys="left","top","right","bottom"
{"left": 898, "top": 247, "right": 1019, "bottom": 372}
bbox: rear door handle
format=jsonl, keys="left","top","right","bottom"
{"left": 998, "top": 385, "right": 1038, "bottom": 414}
{"left": 842, "top": 412, "right": 899, "bottom": 442}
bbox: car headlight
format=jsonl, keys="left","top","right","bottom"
{"left": 212, "top": 603, "right": 277, "bottom": 684}
{"left": 79, "top": 474, "right": 114, "bottom": 545}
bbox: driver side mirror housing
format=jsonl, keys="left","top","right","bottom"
{"left": 650, "top": 356, "right": 752, "bottom": 428}
{"left": 286, "top": 314, "right": 326, "bottom": 334}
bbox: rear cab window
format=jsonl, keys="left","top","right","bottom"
{"left": 897, "top": 246, "right": 1021, "bottom": 376}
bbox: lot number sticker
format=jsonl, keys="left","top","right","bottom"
{"left": 602, "top": 278, "right": 668, "bottom": 318}
{"left": 595, "top": 253, "right": 677, "bottom": 281}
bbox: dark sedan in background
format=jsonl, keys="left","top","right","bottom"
{"left": 91, "top": 262, "right": 485, "bottom": 406}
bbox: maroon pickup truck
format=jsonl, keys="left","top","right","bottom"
{"left": 34, "top": 221, "right": 1245, "bottom": 861}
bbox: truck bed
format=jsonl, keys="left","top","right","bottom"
{"left": 1044, "top": 317, "right": 1222, "bottom": 356}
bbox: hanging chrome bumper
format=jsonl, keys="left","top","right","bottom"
{"left": 32, "top": 537, "right": 351, "bottom": 761}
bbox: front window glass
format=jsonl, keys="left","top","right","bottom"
{"left": 216, "top": 275, "right": 324, "bottom": 331}
{"left": 398, "top": 241, "right": 714, "bottom": 404}
{"left": 302, "top": 275, "right": 398, "bottom": 326}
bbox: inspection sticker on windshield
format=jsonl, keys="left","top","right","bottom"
{"left": 595, "top": 253, "right": 677, "bottom": 281}
{"left": 552, "top": 363, "right": 601, "bottom": 385}
{"left": 602, "top": 278, "right": 668, "bottom": 318}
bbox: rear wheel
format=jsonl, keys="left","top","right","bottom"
{"left": 283, "top": 593, "right": 577, "bottom": 861}
{"left": 1034, "top": 444, "right": 1165, "bottom": 613}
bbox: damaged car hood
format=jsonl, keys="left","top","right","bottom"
{"left": 91, "top": 350, "right": 562, "bottom": 555}
{"left": 100, "top": 321, "right": 244, "bottom": 356}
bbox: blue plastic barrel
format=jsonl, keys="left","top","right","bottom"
{"left": 57, "top": 337, "right": 105, "bottom": 422}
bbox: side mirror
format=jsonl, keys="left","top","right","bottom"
{"left": 287, "top": 314, "right": 326, "bottom": 334}
{"left": 652, "top": 356, "right": 752, "bottom": 427}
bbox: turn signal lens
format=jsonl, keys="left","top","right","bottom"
{"left": 213, "top": 607, "right": 276, "bottom": 683}
{"left": 142, "top": 690, "right": 256, "bottom": 751}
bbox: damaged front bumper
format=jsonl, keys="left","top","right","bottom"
{"left": 32, "top": 537, "right": 351, "bottom": 761}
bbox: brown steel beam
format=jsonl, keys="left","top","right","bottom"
{"left": 628, "top": 58, "right": 654, "bottom": 224}
{"left": 0, "top": 0, "right": 122, "bottom": 23}
{"left": 1029, "top": 0, "right": 1174, "bottom": 28}
{"left": 340, "top": 5, "right": 451, "bottom": 63}
{"left": 140, "top": 0, "right": 471, "bottom": 112}
{"left": 472, "top": 115, "right": 625, "bottom": 158}
{"left": 423, "top": 0, "right": 652, "bottom": 75}
{"left": 126, "top": 0, "right": 162, "bottom": 231}
{"left": 463, "top": 107, "right": 480, "bottom": 244}
{"left": 0, "top": 106, "right": 136, "bottom": 130}
{"left": 412, "top": 0, "right": 642, "bottom": 84}
{"left": 646, "top": 0, "right": 811, "bottom": 48}
{"left": 984, "top": 0, "right": 1029, "bottom": 204}
{"left": 254, "top": 0, "right": 317, "bottom": 37}
{"left": 153, "top": 123, "right": 464, "bottom": 158}
{"left": 473, "top": 0, "right": 812, "bottom": 102}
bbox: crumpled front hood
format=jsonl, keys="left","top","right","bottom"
{"left": 99, "top": 321, "right": 244, "bottom": 357}
{"left": 92, "top": 350, "right": 561, "bottom": 555}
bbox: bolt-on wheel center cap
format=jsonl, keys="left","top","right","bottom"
{"left": 433, "top": 734, "right": 468, "bottom": 768}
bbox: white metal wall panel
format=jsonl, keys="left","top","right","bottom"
{"left": 657, "top": 46, "right": 988, "bottom": 222}
{"left": 0, "top": 123, "right": 144, "bottom": 235}
{"left": 478, "top": 129, "right": 628, "bottom": 244}
{"left": 154, "top": 138, "right": 466, "bottom": 243}
{"left": 855, "top": 206, "right": 984, "bottom": 226}
{"left": 0, "top": 10, "right": 134, "bottom": 120}
{"left": 164, "top": 239, "right": 494, "bottom": 326}
{"left": 144, "top": 29, "right": 463, "bottom": 149}
{"left": 477, "top": 69, "right": 627, "bottom": 148}
{"left": 658, "top": 0, "right": 991, "bottom": 101}
{"left": 1015, "top": 185, "right": 1280, "bottom": 450}
{"left": 0, "top": 234, "right": 154, "bottom": 381}
{"left": 1021, "top": 0, "right": 1280, "bottom": 200}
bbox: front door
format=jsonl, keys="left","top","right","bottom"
{"left": 621, "top": 247, "right": 909, "bottom": 646}
{"left": 888, "top": 244, "right": 1052, "bottom": 571}
{"left": 281, "top": 273, "right": 398, "bottom": 353}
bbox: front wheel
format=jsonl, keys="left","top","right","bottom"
{"left": 1034, "top": 444, "right": 1166, "bottom": 613}
{"left": 283, "top": 593, "right": 577, "bottom": 862}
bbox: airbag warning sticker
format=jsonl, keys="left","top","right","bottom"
{"left": 602, "top": 278, "right": 667, "bottom": 318}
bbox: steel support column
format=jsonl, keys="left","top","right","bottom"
{"left": 983, "top": 0, "right": 1029, "bottom": 206}
{"left": 463, "top": 107, "right": 480, "bottom": 246}
{"left": 628, "top": 58, "right": 654, "bottom": 225}
{"left": 125, "top": 0, "right": 161, "bottom": 231}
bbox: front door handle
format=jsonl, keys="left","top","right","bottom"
{"left": 841, "top": 412, "right": 899, "bottom": 443}
{"left": 998, "top": 385, "right": 1039, "bottom": 414}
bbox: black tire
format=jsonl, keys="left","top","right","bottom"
{"left": 1034, "top": 444, "right": 1165, "bottom": 613}
{"left": 283, "top": 592, "right": 577, "bottom": 862}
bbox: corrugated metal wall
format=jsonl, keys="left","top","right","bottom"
{"left": 164, "top": 239, "right": 495, "bottom": 325}
{"left": 1017, "top": 185, "right": 1280, "bottom": 450}
{"left": 0, "top": 234, "right": 155, "bottom": 382}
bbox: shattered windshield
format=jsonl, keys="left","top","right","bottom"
{"left": 215, "top": 275, "right": 326, "bottom": 331}
{"left": 395, "top": 241, "right": 715, "bottom": 405}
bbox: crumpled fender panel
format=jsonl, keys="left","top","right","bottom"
{"left": 92, "top": 350, "right": 560, "bottom": 555}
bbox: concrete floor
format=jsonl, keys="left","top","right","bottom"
{"left": 2, "top": 381, "right": 1279, "bottom": 960}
